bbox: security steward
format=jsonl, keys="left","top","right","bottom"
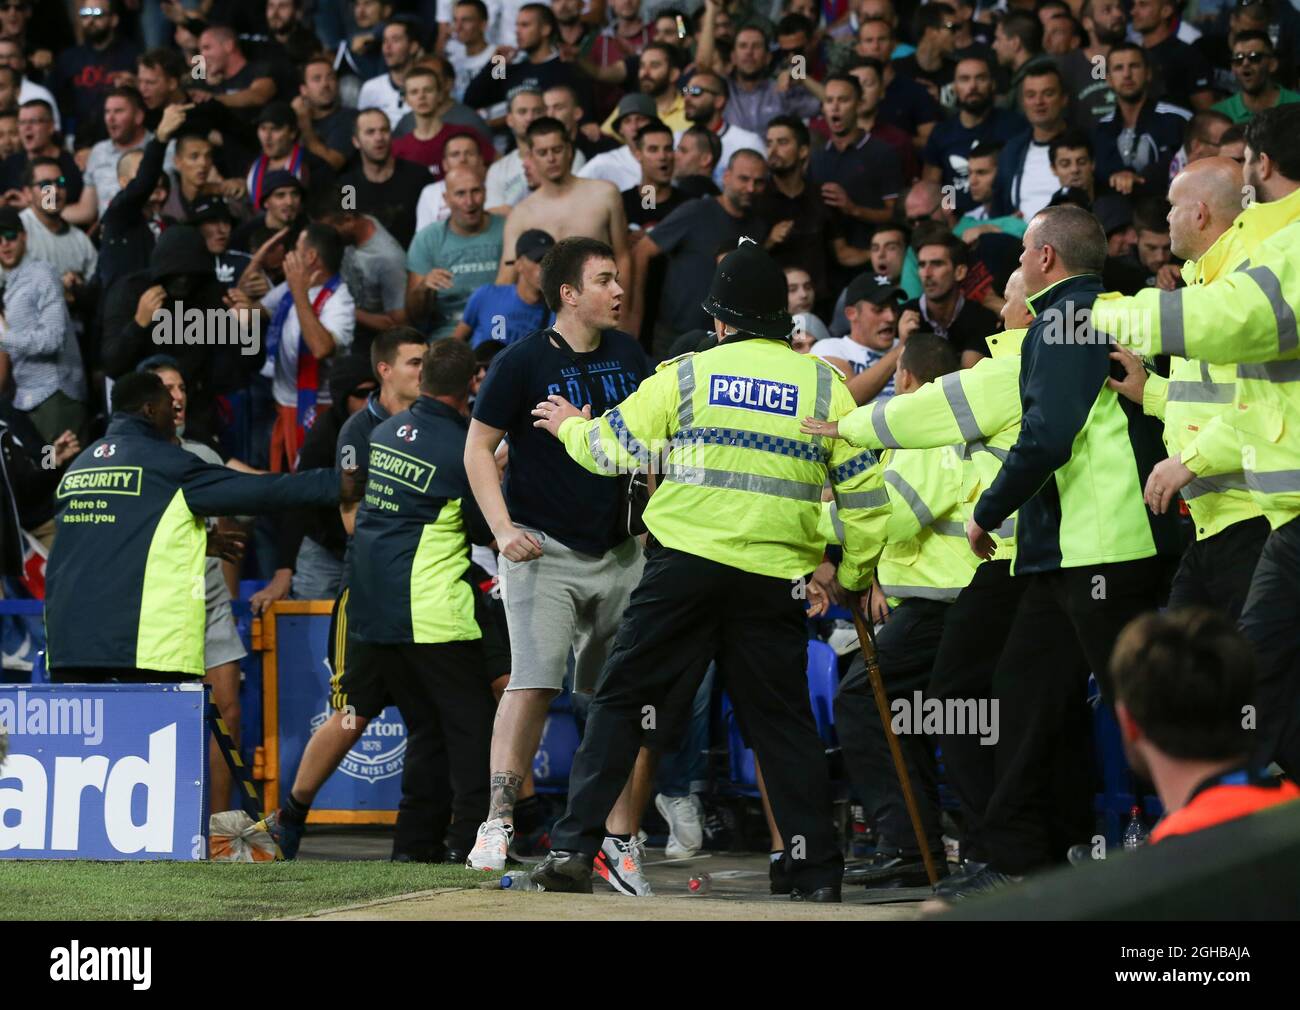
{"left": 1106, "top": 157, "right": 1269, "bottom": 623}
{"left": 46, "top": 371, "right": 359, "bottom": 680}
{"left": 829, "top": 333, "right": 979, "bottom": 888}
{"left": 966, "top": 206, "right": 1179, "bottom": 889}
{"left": 804, "top": 272, "right": 1029, "bottom": 891}
{"left": 343, "top": 339, "right": 498, "bottom": 861}
{"left": 1092, "top": 105, "right": 1300, "bottom": 777}
{"left": 528, "top": 240, "right": 891, "bottom": 901}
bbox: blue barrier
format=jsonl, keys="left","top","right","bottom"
{"left": 0, "top": 683, "right": 208, "bottom": 860}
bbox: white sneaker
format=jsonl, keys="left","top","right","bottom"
{"left": 594, "top": 835, "right": 654, "bottom": 896}
{"left": 655, "top": 793, "right": 704, "bottom": 859}
{"left": 466, "top": 818, "right": 514, "bottom": 871}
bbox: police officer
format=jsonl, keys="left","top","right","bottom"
{"left": 1093, "top": 104, "right": 1300, "bottom": 778}
{"left": 528, "top": 239, "right": 890, "bottom": 901}
{"left": 46, "top": 371, "right": 360, "bottom": 681}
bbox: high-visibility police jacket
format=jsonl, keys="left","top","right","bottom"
{"left": 349, "top": 396, "right": 490, "bottom": 644}
{"left": 1093, "top": 185, "right": 1300, "bottom": 529}
{"left": 1138, "top": 225, "right": 1265, "bottom": 540}
{"left": 837, "top": 328, "right": 1027, "bottom": 563}
{"left": 973, "top": 275, "right": 1180, "bottom": 574}
{"left": 47, "top": 413, "right": 338, "bottom": 676}
{"left": 556, "top": 337, "right": 890, "bottom": 591}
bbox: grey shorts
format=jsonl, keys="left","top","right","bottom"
{"left": 498, "top": 529, "right": 644, "bottom": 693}
{"left": 205, "top": 589, "right": 248, "bottom": 670}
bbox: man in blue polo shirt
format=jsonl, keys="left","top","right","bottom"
{"left": 454, "top": 228, "right": 554, "bottom": 347}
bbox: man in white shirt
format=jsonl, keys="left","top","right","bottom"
{"left": 578, "top": 93, "right": 653, "bottom": 192}
{"left": 445, "top": 0, "right": 499, "bottom": 100}
{"left": 486, "top": 88, "right": 547, "bottom": 210}
{"left": 357, "top": 17, "right": 423, "bottom": 129}
{"left": 416, "top": 132, "right": 488, "bottom": 232}
{"left": 71, "top": 86, "right": 152, "bottom": 226}
{"left": 243, "top": 223, "right": 356, "bottom": 472}
{"left": 673, "top": 71, "right": 763, "bottom": 185}
{"left": 810, "top": 274, "right": 907, "bottom": 405}
{"left": 0, "top": 39, "right": 60, "bottom": 131}
{"left": 7, "top": 159, "right": 97, "bottom": 300}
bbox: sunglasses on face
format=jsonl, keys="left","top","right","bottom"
{"left": 1232, "top": 51, "right": 1270, "bottom": 65}
{"left": 682, "top": 84, "right": 722, "bottom": 97}
{"left": 79, "top": 6, "right": 106, "bottom": 16}
{"left": 34, "top": 176, "right": 66, "bottom": 189}
{"left": 943, "top": 22, "right": 958, "bottom": 31}
{"left": 0, "top": 229, "right": 21, "bottom": 242}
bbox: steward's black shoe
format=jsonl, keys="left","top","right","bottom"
{"left": 529, "top": 851, "right": 595, "bottom": 893}
{"left": 769, "top": 852, "right": 793, "bottom": 895}
{"left": 933, "top": 859, "right": 987, "bottom": 898}
{"left": 845, "top": 850, "right": 942, "bottom": 888}
{"left": 791, "top": 885, "right": 842, "bottom": 903}
{"left": 942, "top": 866, "right": 1018, "bottom": 901}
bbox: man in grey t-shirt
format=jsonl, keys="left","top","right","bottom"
{"left": 318, "top": 203, "right": 410, "bottom": 355}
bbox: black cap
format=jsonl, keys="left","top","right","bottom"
{"left": 256, "top": 101, "right": 298, "bottom": 129}
{"left": 844, "top": 273, "right": 906, "bottom": 308}
{"left": 1048, "top": 186, "right": 1092, "bottom": 211}
{"left": 190, "top": 196, "right": 234, "bottom": 224}
{"left": 0, "top": 206, "right": 23, "bottom": 233}
{"left": 701, "top": 238, "right": 792, "bottom": 340}
{"left": 1092, "top": 194, "right": 1133, "bottom": 236}
{"left": 516, "top": 228, "right": 555, "bottom": 262}
{"left": 259, "top": 169, "right": 304, "bottom": 208}
{"left": 328, "top": 354, "right": 378, "bottom": 406}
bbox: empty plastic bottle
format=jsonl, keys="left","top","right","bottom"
{"left": 1122, "top": 806, "right": 1148, "bottom": 851}
{"left": 687, "top": 873, "right": 712, "bottom": 896}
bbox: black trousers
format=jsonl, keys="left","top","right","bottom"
{"left": 355, "top": 639, "right": 496, "bottom": 853}
{"left": 1238, "top": 516, "right": 1300, "bottom": 778}
{"left": 550, "top": 546, "right": 844, "bottom": 890}
{"left": 51, "top": 668, "right": 189, "bottom": 682}
{"left": 928, "top": 560, "right": 1025, "bottom": 864}
{"left": 834, "top": 597, "right": 948, "bottom": 858}
{"left": 980, "top": 557, "right": 1166, "bottom": 876}
{"left": 1167, "top": 515, "right": 1270, "bottom": 623}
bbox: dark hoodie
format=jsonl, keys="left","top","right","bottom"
{"left": 100, "top": 226, "right": 266, "bottom": 445}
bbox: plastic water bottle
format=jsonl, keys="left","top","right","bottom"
{"left": 687, "top": 872, "right": 712, "bottom": 896}
{"left": 1122, "top": 806, "right": 1148, "bottom": 851}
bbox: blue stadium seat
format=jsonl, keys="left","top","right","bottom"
{"left": 532, "top": 710, "right": 580, "bottom": 794}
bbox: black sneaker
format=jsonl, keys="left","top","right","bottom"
{"left": 942, "top": 865, "right": 1019, "bottom": 901}
{"left": 791, "top": 884, "right": 842, "bottom": 903}
{"left": 529, "top": 851, "right": 595, "bottom": 894}
{"left": 933, "top": 859, "right": 987, "bottom": 899}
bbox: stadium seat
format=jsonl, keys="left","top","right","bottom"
{"left": 533, "top": 709, "right": 580, "bottom": 794}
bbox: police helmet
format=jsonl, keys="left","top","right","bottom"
{"left": 701, "top": 238, "right": 794, "bottom": 341}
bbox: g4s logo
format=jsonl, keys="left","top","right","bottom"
{"left": 395, "top": 425, "right": 419, "bottom": 442}
{"left": 93, "top": 443, "right": 117, "bottom": 458}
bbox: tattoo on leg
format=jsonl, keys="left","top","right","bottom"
{"left": 489, "top": 771, "right": 524, "bottom": 822}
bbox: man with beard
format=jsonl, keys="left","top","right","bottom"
{"left": 596, "top": 42, "right": 688, "bottom": 137}
{"left": 1094, "top": 44, "right": 1190, "bottom": 201}
{"left": 755, "top": 115, "right": 830, "bottom": 302}
{"left": 464, "top": 5, "right": 581, "bottom": 114}
{"left": 810, "top": 273, "right": 907, "bottom": 404}
{"left": 134, "top": 48, "right": 187, "bottom": 133}
{"left": 672, "top": 125, "right": 722, "bottom": 197}
{"left": 922, "top": 53, "right": 1023, "bottom": 216}
{"left": 244, "top": 102, "right": 335, "bottom": 208}
{"left": 102, "top": 225, "right": 265, "bottom": 445}
{"left": 695, "top": 17, "right": 820, "bottom": 135}
{"left": 676, "top": 70, "right": 761, "bottom": 185}
{"left": 901, "top": 231, "right": 999, "bottom": 368}
{"left": 293, "top": 55, "right": 359, "bottom": 174}
{"left": 893, "top": 2, "right": 959, "bottom": 102}
{"left": 232, "top": 170, "right": 306, "bottom": 254}
{"left": 626, "top": 149, "right": 769, "bottom": 355}
{"left": 71, "top": 85, "right": 152, "bottom": 226}
{"left": 338, "top": 109, "right": 429, "bottom": 248}
{"left": 1059, "top": 0, "right": 1123, "bottom": 130}
{"left": 52, "top": 1, "right": 139, "bottom": 139}
{"left": 1212, "top": 31, "right": 1300, "bottom": 125}
{"left": 1131, "top": 0, "right": 1214, "bottom": 112}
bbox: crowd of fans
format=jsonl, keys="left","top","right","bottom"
{"left": 1, "top": 0, "right": 1298, "bottom": 857}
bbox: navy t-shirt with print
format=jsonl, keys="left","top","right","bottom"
{"left": 472, "top": 327, "right": 649, "bottom": 556}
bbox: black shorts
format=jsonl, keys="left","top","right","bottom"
{"left": 329, "top": 581, "right": 510, "bottom": 719}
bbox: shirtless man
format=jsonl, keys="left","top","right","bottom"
{"left": 496, "top": 117, "right": 630, "bottom": 288}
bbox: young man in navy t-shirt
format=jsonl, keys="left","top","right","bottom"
{"left": 464, "top": 237, "right": 656, "bottom": 896}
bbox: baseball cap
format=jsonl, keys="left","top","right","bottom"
{"left": 190, "top": 196, "right": 234, "bottom": 224}
{"left": 256, "top": 101, "right": 298, "bottom": 129}
{"left": 1048, "top": 186, "right": 1092, "bottom": 211}
{"left": 614, "top": 93, "right": 656, "bottom": 126}
{"left": 844, "top": 273, "right": 906, "bottom": 308}
{"left": 0, "top": 206, "right": 23, "bottom": 234}
{"left": 516, "top": 228, "right": 555, "bottom": 262}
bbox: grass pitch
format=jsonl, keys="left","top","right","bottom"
{"left": 0, "top": 860, "right": 493, "bottom": 920}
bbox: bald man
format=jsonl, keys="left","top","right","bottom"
{"left": 1107, "top": 157, "right": 1270, "bottom": 622}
